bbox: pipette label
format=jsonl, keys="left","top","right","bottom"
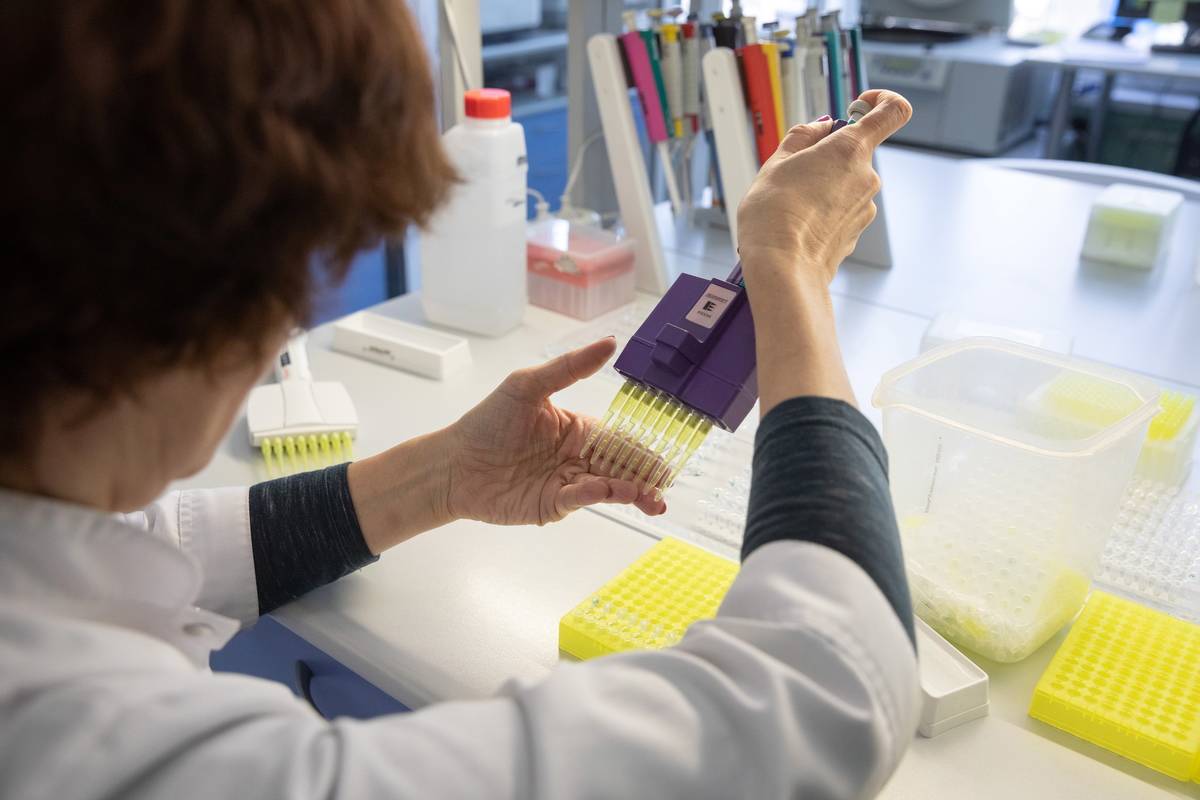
{"left": 685, "top": 284, "right": 738, "bottom": 328}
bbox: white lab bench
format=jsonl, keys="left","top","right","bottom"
{"left": 180, "top": 147, "right": 1200, "bottom": 798}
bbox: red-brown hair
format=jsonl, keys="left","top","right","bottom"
{"left": 0, "top": 0, "right": 456, "bottom": 448}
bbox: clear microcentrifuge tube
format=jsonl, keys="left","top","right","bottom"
{"left": 610, "top": 391, "right": 668, "bottom": 477}
{"left": 593, "top": 385, "right": 648, "bottom": 467}
{"left": 581, "top": 382, "right": 636, "bottom": 459}
{"left": 659, "top": 418, "right": 713, "bottom": 496}
{"left": 589, "top": 384, "right": 644, "bottom": 466}
{"left": 604, "top": 389, "right": 657, "bottom": 475}
{"left": 622, "top": 401, "right": 679, "bottom": 481}
{"left": 646, "top": 410, "right": 698, "bottom": 490}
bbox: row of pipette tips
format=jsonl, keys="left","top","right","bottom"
{"left": 579, "top": 382, "right": 713, "bottom": 499}
{"left": 260, "top": 431, "right": 354, "bottom": 476}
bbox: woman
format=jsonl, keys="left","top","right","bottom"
{"left": 0, "top": 2, "right": 916, "bottom": 798}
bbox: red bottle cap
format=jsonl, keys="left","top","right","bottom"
{"left": 464, "top": 88, "right": 511, "bottom": 119}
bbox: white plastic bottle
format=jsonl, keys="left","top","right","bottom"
{"left": 421, "top": 88, "right": 528, "bottom": 336}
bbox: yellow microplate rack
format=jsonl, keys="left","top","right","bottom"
{"left": 1148, "top": 391, "right": 1196, "bottom": 442}
{"left": 1029, "top": 591, "right": 1200, "bottom": 782}
{"left": 559, "top": 538, "right": 739, "bottom": 660}
{"left": 1034, "top": 375, "right": 1197, "bottom": 485}
{"left": 1041, "top": 376, "right": 1193, "bottom": 442}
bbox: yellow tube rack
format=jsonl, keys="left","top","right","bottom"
{"left": 1035, "top": 374, "right": 1197, "bottom": 485}
{"left": 1029, "top": 591, "right": 1200, "bottom": 782}
{"left": 559, "top": 538, "right": 738, "bottom": 660}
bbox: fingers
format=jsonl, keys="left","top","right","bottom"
{"left": 841, "top": 89, "right": 912, "bottom": 150}
{"left": 512, "top": 337, "right": 616, "bottom": 397}
{"left": 555, "top": 475, "right": 667, "bottom": 518}
{"left": 556, "top": 476, "right": 613, "bottom": 515}
{"left": 632, "top": 493, "right": 667, "bottom": 516}
{"left": 773, "top": 118, "right": 834, "bottom": 158}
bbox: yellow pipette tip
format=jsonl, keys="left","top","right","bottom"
{"left": 1150, "top": 391, "right": 1196, "bottom": 441}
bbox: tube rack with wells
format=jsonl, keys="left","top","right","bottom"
{"left": 559, "top": 538, "right": 738, "bottom": 660}
{"left": 1030, "top": 591, "right": 1200, "bottom": 783}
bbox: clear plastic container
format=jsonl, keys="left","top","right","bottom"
{"left": 526, "top": 219, "right": 635, "bottom": 320}
{"left": 872, "top": 338, "right": 1160, "bottom": 662}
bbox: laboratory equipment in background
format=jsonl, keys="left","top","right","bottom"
{"left": 860, "top": 36, "right": 1046, "bottom": 155}
{"left": 857, "top": 0, "right": 1050, "bottom": 155}
{"left": 480, "top": 0, "right": 540, "bottom": 35}
{"left": 1030, "top": 591, "right": 1200, "bottom": 784}
{"left": 701, "top": 42, "right": 757, "bottom": 245}
{"left": 872, "top": 338, "right": 1160, "bottom": 662}
{"left": 740, "top": 36, "right": 784, "bottom": 164}
{"left": 421, "top": 88, "right": 529, "bottom": 336}
{"left": 587, "top": 29, "right": 671, "bottom": 293}
{"left": 332, "top": 312, "right": 472, "bottom": 380}
{"left": 1114, "top": 0, "right": 1200, "bottom": 55}
{"left": 1080, "top": 182, "right": 1185, "bottom": 269}
{"left": 526, "top": 218, "right": 636, "bottom": 320}
{"left": 247, "top": 332, "right": 358, "bottom": 475}
{"left": 1027, "top": 1, "right": 1200, "bottom": 174}
{"left": 921, "top": 312, "right": 1074, "bottom": 355}
{"left": 861, "top": 0, "right": 1013, "bottom": 33}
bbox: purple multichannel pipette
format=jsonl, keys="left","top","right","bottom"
{"left": 578, "top": 261, "right": 755, "bottom": 498}
{"left": 579, "top": 100, "right": 873, "bottom": 497}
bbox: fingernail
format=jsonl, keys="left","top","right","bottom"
{"left": 816, "top": 115, "right": 831, "bottom": 122}
{"left": 605, "top": 335, "right": 616, "bottom": 341}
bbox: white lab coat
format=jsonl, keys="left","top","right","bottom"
{"left": 0, "top": 486, "right": 919, "bottom": 799}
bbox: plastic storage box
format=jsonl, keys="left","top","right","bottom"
{"left": 873, "top": 338, "right": 1159, "bottom": 662}
{"left": 332, "top": 311, "right": 471, "bottom": 380}
{"left": 527, "top": 219, "right": 635, "bottom": 320}
{"left": 920, "top": 311, "right": 1072, "bottom": 355}
{"left": 1080, "top": 183, "right": 1183, "bottom": 270}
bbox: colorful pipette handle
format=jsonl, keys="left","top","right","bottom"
{"left": 618, "top": 31, "right": 669, "bottom": 143}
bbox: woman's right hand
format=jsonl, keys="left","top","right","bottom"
{"left": 735, "top": 90, "right": 912, "bottom": 414}
{"left": 735, "top": 89, "right": 913, "bottom": 291}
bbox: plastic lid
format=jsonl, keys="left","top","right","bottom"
{"left": 526, "top": 219, "right": 635, "bottom": 286}
{"left": 465, "top": 88, "right": 511, "bottom": 119}
{"left": 873, "top": 338, "right": 1161, "bottom": 457}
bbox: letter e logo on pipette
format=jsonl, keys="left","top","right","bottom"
{"left": 685, "top": 285, "right": 737, "bottom": 328}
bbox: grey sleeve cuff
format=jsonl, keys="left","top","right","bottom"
{"left": 248, "top": 463, "right": 377, "bottom": 615}
{"left": 742, "top": 397, "right": 915, "bottom": 645}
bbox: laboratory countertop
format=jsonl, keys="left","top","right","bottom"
{"left": 181, "top": 147, "right": 1200, "bottom": 799}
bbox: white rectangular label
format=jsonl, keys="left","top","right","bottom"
{"left": 684, "top": 285, "right": 737, "bottom": 328}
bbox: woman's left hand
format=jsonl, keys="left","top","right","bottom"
{"left": 447, "top": 338, "right": 666, "bottom": 526}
